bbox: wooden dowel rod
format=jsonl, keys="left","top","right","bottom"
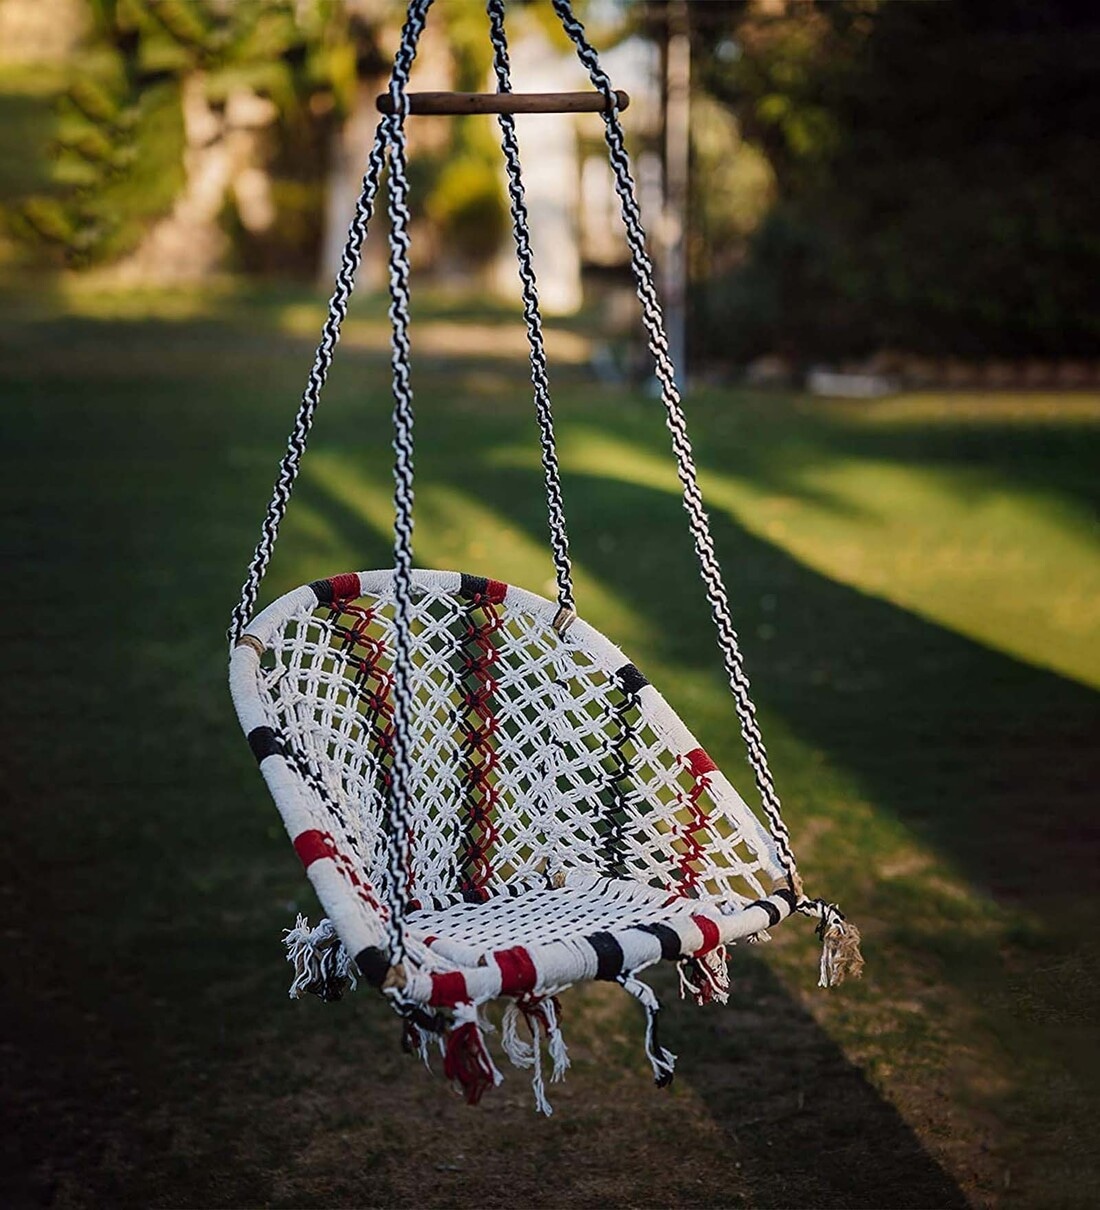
{"left": 376, "top": 90, "right": 630, "bottom": 116}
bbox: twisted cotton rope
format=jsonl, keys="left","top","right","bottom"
{"left": 375, "top": 0, "right": 435, "bottom": 968}
{"left": 550, "top": 0, "right": 798, "bottom": 888}
{"left": 227, "top": 120, "right": 389, "bottom": 645}
{"left": 228, "top": 0, "right": 434, "bottom": 960}
{"left": 227, "top": 4, "right": 435, "bottom": 649}
{"left": 486, "top": 0, "right": 574, "bottom": 616}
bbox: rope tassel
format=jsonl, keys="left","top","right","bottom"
{"left": 677, "top": 946, "right": 730, "bottom": 1006}
{"left": 618, "top": 974, "right": 677, "bottom": 1087}
{"left": 444, "top": 1003, "right": 504, "bottom": 1105}
{"left": 540, "top": 996, "right": 570, "bottom": 1083}
{"left": 802, "top": 900, "right": 865, "bottom": 987}
{"left": 283, "top": 915, "right": 358, "bottom": 1002}
{"left": 501, "top": 997, "right": 568, "bottom": 1115}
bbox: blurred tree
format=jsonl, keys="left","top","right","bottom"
{"left": 5, "top": 0, "right": 384, "bottom": 272}
{"left": 688, "top": 0, "right": 1100, "bottom": 361}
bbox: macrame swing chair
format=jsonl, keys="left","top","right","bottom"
{"left": 228, "top": 0, "right": 862, "bottom": 1115}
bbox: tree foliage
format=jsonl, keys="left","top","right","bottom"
{"left": 691, "top": 0, "right": 1100, "bottom": 360}
{"left": 7, "top": 0, "right": 376, "bottom": 269}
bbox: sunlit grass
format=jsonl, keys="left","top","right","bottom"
{"left": 304, "top": 449, "right": 653, "bottom": 649}
{"left": 493, "top": 420, "right": 1100, "bottom": 689}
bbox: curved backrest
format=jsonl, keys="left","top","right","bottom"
{"left": 231, "top": 569, "right": 784, "bottom": 912}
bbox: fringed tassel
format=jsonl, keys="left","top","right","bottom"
{"left": 401, "top": 1018, "right": 434, "bottom": 1069}
{"left": 527, "top": 1015, "right": 551, "bottom": 1117}
{"left": 283, "top": 915, "right": 357, "bottom": 1002}
{"left": 443, "top": 1003, "right": 504, "bottom": 1106}
{"left": 501, "top": 996, "right": 568, "bottom": 1116}
{"left": 618, "top": 974, "right": 677, "bottom": 1088}
{"left": 540, "top": 997, "right": 570, "bottom": 1084}
{"left": 802, "top": 899, "right": 864, "bottom": 987}
{"left": 501, "top": 1001, "right": 535, "bottom": 1068}
{"left": 677, "top": 946, "right": 730, "bottom": 1006}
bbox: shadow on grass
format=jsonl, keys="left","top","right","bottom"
{"left": 309, "top": 382, "right": 1100, "bottom": 919}
{"left": 5, "top": 312, "right": 1097, "bottom": 1206}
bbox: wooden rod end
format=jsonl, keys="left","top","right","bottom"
{"left": 376, "top": 90, "right": 630, "bottom": 117}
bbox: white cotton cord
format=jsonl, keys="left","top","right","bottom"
{"left": 698, "top": 946, "right": 731, "bottom": 1005}
{"left": 541, "top": 997, "right": 570, "bottom": 1082}
{"left": 284, "top": 913, "right": 316, "bottom": 999}
{"left": 502, "top": 1000, "right": 558, "bottom": 1116}
{"left": 501, "top": 1001, "right": 536, "bottom": 1069}
{"left": 529, "top": 1012, "right": 552, "bottom": 1117}
{"left": 677, "top": 958, "right": 701, "bottom": 1003}
{"left": 618, "top": 974, "right": 677, "bottom": 1087}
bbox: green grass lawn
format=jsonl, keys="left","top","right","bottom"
{"left": 2, "top": 284, "right": 1097, "bottom": 1208}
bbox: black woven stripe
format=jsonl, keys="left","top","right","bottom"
{"left": 459, "top": 573, "right": 489, "bottom": 600}
{"left": 749, "top": 897, "right": 782, "bottom": 927}
{"left": 587, "top": 931, "right": 625, "bottom": 980}
{"left": 773, "top": 887, "right": 797, "bottom": 913}
{"left": 597, "top": 666, "right": 646, "bottom": 878}
{"left": 633, "top": 921, "right": 682, "bottom": 961}
{"left": 309, "top": 578, "right": 334, "bottom": 605}
{"left": 354, "top": 945, "right": 390, "bottom": 988}
{"left": 616, "top": 662, "right": 649, "bottom": 694}
{"left": 247, "top": 725, "right": 282, "bottom": 763}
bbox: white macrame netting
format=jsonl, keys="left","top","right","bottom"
{"left": 251, "top": 570, "right": 784, "bottom": 913}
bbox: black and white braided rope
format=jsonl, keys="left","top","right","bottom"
{"left": 227, "top": 122, "right": 390, "bottom": 645}
{"left": 486, "top": 0, "right": 575, "bottom": 615}
{"left": 376, "top": 0, "right": 435, "bottom": 968}
{"left": 229, "top": 0, "right": 434, "bottom": 961}
{"left": 550, "top": 0, "right": 799, "bottom": 886}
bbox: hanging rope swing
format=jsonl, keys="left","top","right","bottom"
{"left": 228, "top": 0, "right": 862, "bottom": 1115}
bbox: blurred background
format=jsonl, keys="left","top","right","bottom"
{"left": 3, "top": 0, "right": 1096, "bottom": 382}
{"left": 2, "top": 2, "right": 1098, "bottom": 1207}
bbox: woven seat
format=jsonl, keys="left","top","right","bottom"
{"left": 403, "top": 871, "right": 795, "bottom": 1000}
{"left": 408, "top": 874, "right": 792, "bottom": 968}
{"left": 231, "top": 568, "right": 796, "bottom": 1006}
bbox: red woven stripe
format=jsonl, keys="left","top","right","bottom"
{"left": 484, "top": 578, "right": 508, "bottom": 604}
{"left": 685, "top": 746, "right": 717, "bottom": 777}
{"left": 329, "top": 572, "right": 361, "bottom": 600}
{"left": 691, "top": 913, "right": 722, "bottom": 956}
{"left": 494, "top": 945, "right": 538, "bottom": 996}
{"left": 430, "top": 970, "right": 470, "bottom": 1007}
{"left": 293, "top": 829, "right": 335, "bottom": 869}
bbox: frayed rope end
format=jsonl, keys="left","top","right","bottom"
{"left": 801, "top": 900, "right": 864, "bottom": 988}
{"left": 619, "top": 974, "right": 677, "bottom": 1088}
{"left": 443, "top": 1004, "right": 504, "bottom": 1106}
{"left": 677, "top": 946, "right": 730, "bottom": 1006}
{"left": 283, "top": 914, "right": 358, "bottom": 1002}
